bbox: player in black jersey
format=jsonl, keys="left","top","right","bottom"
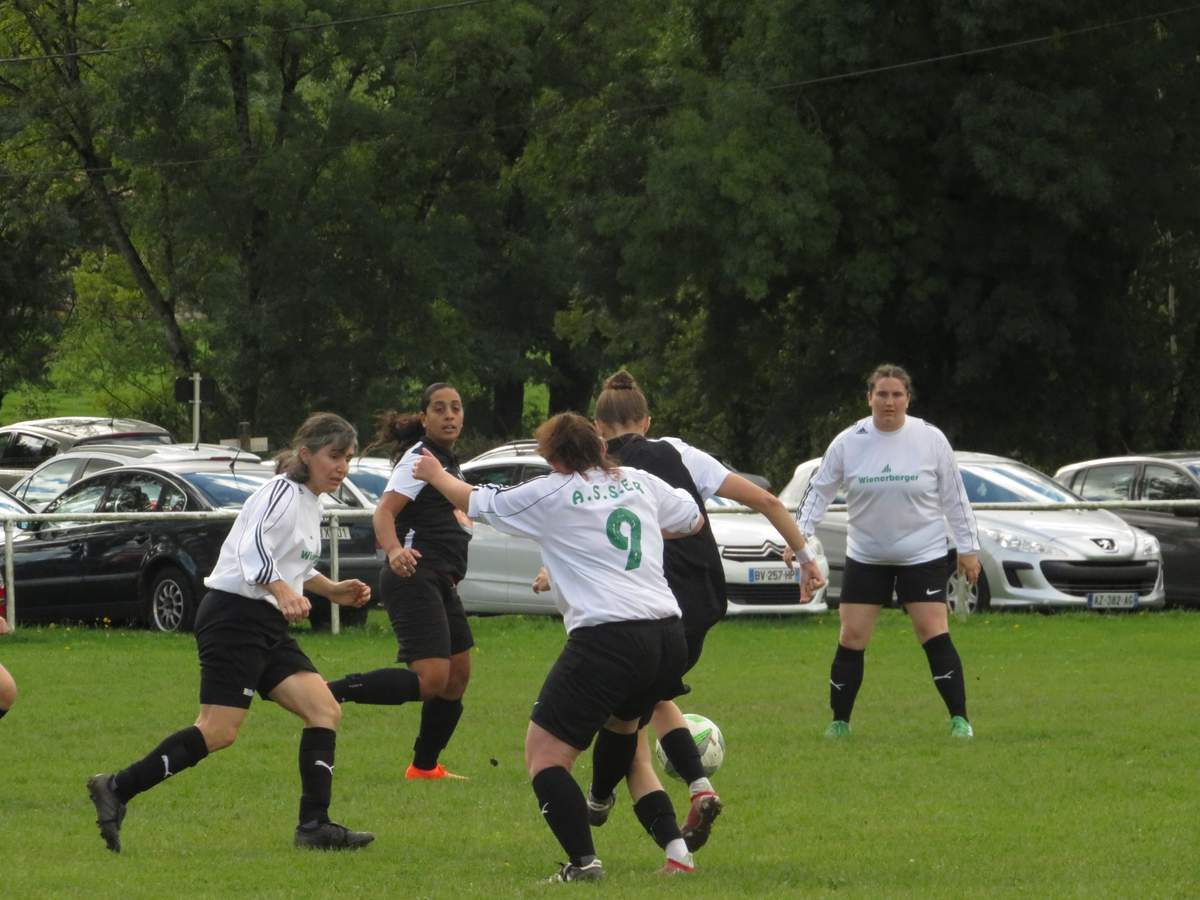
{"left": 326, "top": 383, "right": 472, "bottom": 780}
{"left": 579, "top": 371, "right": 824, "bottom": 855}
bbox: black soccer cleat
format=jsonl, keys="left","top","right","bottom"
{"left": 681, "top": 791, "right": 723, "bottom": 852}
{"left": 294, "top": 820, "right": 375, "bottom": 850}
{"left": 546, "top": 859, "right": 605, "bottom": 883}
{"left": 87, "top": 774, "right": 127, "bottom": 853}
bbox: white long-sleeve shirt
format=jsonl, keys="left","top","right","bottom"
{"left": 796, "top": 416, "right": 979, "bottom": 565}
{"left": 204, "top": 474, "right": 321, "bottom": 607}
{"left": 467, "top": 466, "right": 703, "bottom": 633}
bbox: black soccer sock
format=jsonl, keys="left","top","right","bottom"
{"left": 634, "top": 790, "right": 683, "bottom": 850}
{"left": 659, "top": 726, "right": 706, "bottom": 785}
{"left": 588, "top": 728, "right": 639, "bottom": 801}
{"left": 532, "top": 766, "right": 595, "bottom": 865}
{"left": 327, "top": 668, "right": 421, "bottom": 705}
{"left": 0, "top": 708, "right": 7, "bottom": 721}
{"left": 830, "top": 644, "right": 865, "bottom": 722}
{"left": 922, "top": 632, "right": 968, "bottom": 719}
{"left": 112, "top": 725, "right": 209, "bottom": 804}
{"left": 411, "top": 697, "right": 463, "bottom": 770}
{"left": 298, "top": 727, "right": 336, "bottom": 827}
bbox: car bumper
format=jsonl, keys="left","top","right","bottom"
{"left": 721, "top": 557, "right": 831, "bottom": 616}
{"left": 986, "top": 554, "right": 1166, "bottom": 610}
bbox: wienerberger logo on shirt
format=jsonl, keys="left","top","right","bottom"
{"left": 856, "top": 464, "right": 919, "bottom": 485}
{"left": 300, "top": 549, "right": 319, "bottom": 561}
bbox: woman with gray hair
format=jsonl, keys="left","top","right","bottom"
{"left": 87, "top": 412, "right": 375, "bottom": 854}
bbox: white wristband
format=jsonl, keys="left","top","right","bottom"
{"left": 793, "top": 544, "right": 817, "bottom": 565}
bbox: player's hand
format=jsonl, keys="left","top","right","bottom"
{"left": 331, "top": 579, "right": 372, "bottom": 607}
{"left": 387, "top": 546, "right": 422, "bottom": 577}
{"left": 783, "top": 546, "right": 796, "bottom": 568}
{"left": 532, "top": 567, "right": 551, "bottom": 594}
{"left": 958, "top": 553, "right": 981, "bottom": 585}
{"left": 0, "top": 615, "right": 10, "bottom": 636}
{"left": 411, "top": 449, "right": 445, "bottom": 483}
{"left": 799, "top": 560, "right": 825, "bottom": 604}
{"left": 277, "top": 590, "right": 312, "bottom": 623}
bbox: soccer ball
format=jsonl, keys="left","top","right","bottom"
{"left": 655, "top": 713, "right": 725, "bottom": 780}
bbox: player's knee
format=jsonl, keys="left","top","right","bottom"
{"left": 200, "top": 722, "right": 240, "bottom": 751}
{"left": 418, "top": 671, "right": 449, "bottom": 700}
{"left": 309, "top": 693, "right": 342, "bottom": 730}
{"left": 0, "top": 675, "right": 17, "bottom": 711}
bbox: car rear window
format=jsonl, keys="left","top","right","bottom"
{"left": 346, "top": 468, "right": 389, "bottom": 503}
{"left": 184, "top": 470, "right": 272, "bottom": 507}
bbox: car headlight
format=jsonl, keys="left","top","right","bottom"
{"left": 1136, "top": 532, "right": 1160, "bottom": 559}
{"left": 980, "top": 527, "right": 1066, "bottom": 556}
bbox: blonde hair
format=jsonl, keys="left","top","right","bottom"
{"left": 594, "top": 369, "right": 649, "bottom": 427}
{"left": 866, "top": 363, "right": 914, "bottom": 398}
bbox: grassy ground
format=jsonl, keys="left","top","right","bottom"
{"left": 0, "top": 610, "right": 1196, "bottom": 898}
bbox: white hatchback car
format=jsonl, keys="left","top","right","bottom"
{"left": 456, "top": 442, "right": 829, "bottom": 616}
{"left": 779, "top": 452, "right": 1165, "bottom": 613}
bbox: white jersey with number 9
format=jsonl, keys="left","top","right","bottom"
{"left": 467, "top": 466, "right": 703, "bottom": 633}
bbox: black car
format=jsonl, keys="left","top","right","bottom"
{"left": 2, "top": 461, "right": 377, "bottom": 631}
{"left": 0, "top": 417, "right": 172, "bottom": 490}
{"left": 1055, "top": 453, "right": 1200, "bottom": 607}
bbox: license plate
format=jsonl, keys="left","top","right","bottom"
{"left": 747, "top": 567, "right": 800, "bottom": 584}
{"left": 321, "top": 526, "right": 351, "bottom": 541}
{"left": 1087, "top": 592, "right": 1139, "bottom": 609}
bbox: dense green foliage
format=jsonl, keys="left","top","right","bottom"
{"left": 2, "top": 2, "right": 1199, "bottom": 479}
{"left": 0, "top": 611, "right": 1197, "bottom": 897}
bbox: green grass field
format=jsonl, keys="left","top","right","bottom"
{"left": 0, "top": 610, "right": 1196, "bottom": 898}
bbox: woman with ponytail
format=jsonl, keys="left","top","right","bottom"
{"left": 576, "top": 369, "right": 825, "bottom": 856}
{"left": 325, "top": 383, "right": 473, "bottom": 781}
{"left": 412, "top": 412, "right": 706, "bottom": 882}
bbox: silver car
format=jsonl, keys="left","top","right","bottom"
{"left": 457, "top": 442, "right": 829, "bottom": 616}
{"left": 779, "top": 452, "right": 1165, "bottom": 613}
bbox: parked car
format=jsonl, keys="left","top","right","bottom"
{"left": 9, "top": 442, "right": 261, "bottom": 511}
{"left": 1054, "top": 453, "right": 1200, "bottom": 607}
{"left": 0, "top": 417, "right": 172, "bottom": 489}
{"left": 779, "top": 452, "right": 1165, "bottom": 613}
{"left": 456, "top": 443, "right": 829, "bottom": 616}
{"left": 0, "top": 461, "right": 377, "bottom": 632}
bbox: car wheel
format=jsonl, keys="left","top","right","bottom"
{"left": 946, "top": 567, "right": 990, "bottom": 615}
{"left": 147, "top": 565, "right": 197, "bottom": 633}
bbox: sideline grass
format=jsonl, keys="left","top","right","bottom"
{"left": 0, "top": 610, "right": 1196, "bottom": 898}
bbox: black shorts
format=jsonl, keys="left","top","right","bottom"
{"left": 194, "top": 590, "right": 318, "bottom": 709}
{"left": 841, "top": 555, "right": 950, "bottom": 606}
{"left": 381, "top": 565, "right": 474, "bottom": 663}
{"left": 532, "top": 617, "right": 687, "bottom": 751}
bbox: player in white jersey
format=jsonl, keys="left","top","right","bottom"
{"left": 578, "top": 370, "right": 825, "bottom": 855}
{"left": 87, "top": 414, "right": 375, "bottom": 853}
{"left": 413, "top": 412, "right": 706, "bottom": 883}
{"left": 0, "top": 615, "right": 15, "bottom": 722}
{"left": 793, "top": 364, "right": 981, "bottom": 738}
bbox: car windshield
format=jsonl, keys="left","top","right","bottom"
{"left": 0, "top": 490, "right": 28, "bottom": 515}
{"left": 184, "top": 470, "right": 272, "bottom": 508}
{"left": 346, "top": 468, "right": 389, "bottom": 504}
{"left": 960, "top": 463, "right": 1077, "bottom": 504}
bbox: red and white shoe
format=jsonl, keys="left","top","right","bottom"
{"left": 681, "top": 791, "right": 723, "bottom": 851}
{"left": 657, "top": 856, "right": 695, "bottom": 875}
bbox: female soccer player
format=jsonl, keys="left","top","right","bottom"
{"left": 413, "top": 412, "right": 704, "bottom": 882}
{"left": 326, "top": 383, "right": 471, "bottom": 780}
{"left": 582, "top": 370, "right": 825, "bottom": 854}
{"left": 87, "top": 413, "right": 374, "bottom": 853}
{"left": 0, "top": 615, "right": 16, "bottom": 721}
{"left": 795, "top": 364, "right": 980, "bottom": 737}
